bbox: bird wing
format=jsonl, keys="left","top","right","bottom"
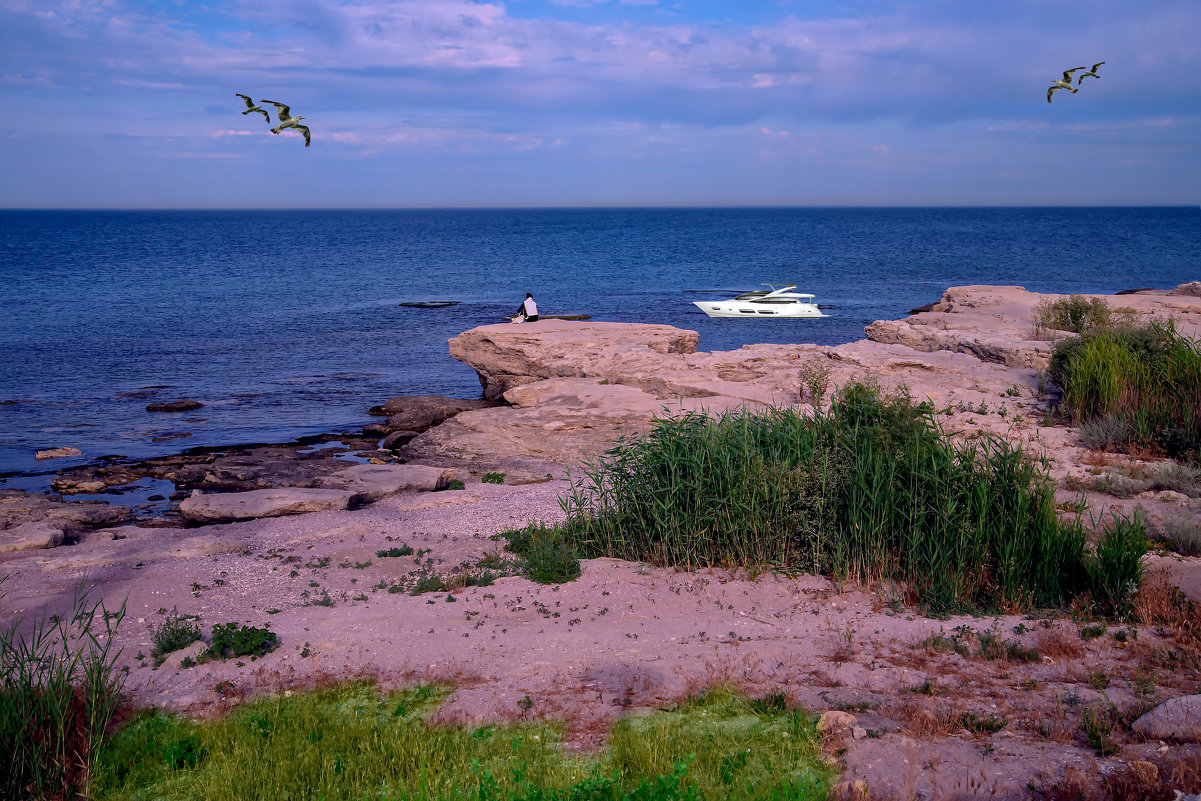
{"left": 260, "top": 100, "right": 292, "bottom": 119}
{"left": 236, "top": 93, "right": 255, "bottom": 108}
{"left": 295, "top": 124, "right": 311, "bottom": 147}
{"left": 1047, "top": 86, "right": 1056, "bottom": 103}
{"left": 1061, "top": 67, "right": 1086, "bottom": 81}
{"left": 252, "top": 108, "right": 271, "bottom": 121}
{"left": 1091, "top": 61, "right": 1105, "bottom": 72}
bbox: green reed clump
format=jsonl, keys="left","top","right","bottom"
{"left": 559, "top": 381, "right": 1088, "bottom": 613}
{"left": 1, "top": 582, "right": 126, "bottom": 800}
{"left": 1084, "top": 513, "right": 1150, "bottom": 621}
{"left": 1050, "top": 319, "right": 1201, "bottom": 461}
{"left": 91, "top": 683, "right": 830, "bottom": 801}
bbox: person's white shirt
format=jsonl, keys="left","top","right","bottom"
{"left": 523, "top": 297, "right": 538, "bottom": 316}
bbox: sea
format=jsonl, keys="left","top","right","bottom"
{"left": 1, "top": 207, "right": 1198, "bottom": 482}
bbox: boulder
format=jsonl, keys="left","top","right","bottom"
{"left": 35, "top": 447, "right": 83, "bottom": 460}
{"left": 817, "top": 710, "right": 857, "bottom": 734}
{"left": 1132, "top": 694, "right": 1201, "bottom": 742}
{"left": 0, "top": 520, "right": 66, "bottom": 553}
{"left": 315, "top": 463, "right": 456, "bottom": 502}
{"left": 178, "top": 488, "right": 354, "bottom": 523}
{"left": 146, "top": 399, "right": 204, "bottom": 412}
{"left": 1171, "top": 281, "right": 1201, "bottom": 297}
{"left": 380, "top": 430, "right": 420, "bottom": 451}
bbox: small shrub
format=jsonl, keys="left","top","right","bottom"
{"left": 205, "top": 623, "right": 278, "bottom": 661}
{"left": 1034, "top": 294, "right": 1111, "bottom": 337}
{"left": 1152, "top": 513, "right": 1201, "bottom": 556}
{"left": 436, "top": 479, "right": 466, "bottom": 491}
{"left": 151, "top": 607, "right": 202, "bottom": 666}
{"left": 797, "top": 356, "right": 832, "bottom": 406}
{"left": 376, "top": 545, "right": 414, "bottom": 558}
{"left": 482, "top": 472, "right": 507, "bottom": 484}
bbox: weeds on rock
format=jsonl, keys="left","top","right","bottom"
{"left": 503, "top": 523, "right": 581, "bottom": 585}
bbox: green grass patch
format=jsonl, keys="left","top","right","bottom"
{"left": 90, "top": 684, "right": 832, "bottom": 801}
{"left": 377, "top": 545, "right": 415, "bottom": 558}
{"left": 546, "top": 381, "right": 1094, "bottom": 614}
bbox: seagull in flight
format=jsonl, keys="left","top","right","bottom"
{"left": 1047, "top": 67, "right": 1084, "bottom": 102}
{"left": 1078, "top": 62, "right": 1106, "bottom": 83}
{"left": 260, "top": 100, "right": 310, "bottom": 147}
{"left": 235, "top": 93, "right": 270, "bottom": 122}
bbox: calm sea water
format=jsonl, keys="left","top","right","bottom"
{"left": 1, "top": 207, "right": 1198, "bottom": 476}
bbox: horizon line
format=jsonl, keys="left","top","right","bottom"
{"left": 1, "top": 203, "right": 1197, "bottom": 212}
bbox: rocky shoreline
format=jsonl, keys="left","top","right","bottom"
{"left": 3, "top": 283, "right": 1201, "bottom": 798}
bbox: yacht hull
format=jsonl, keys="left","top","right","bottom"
{"left": 693, "top": 300, "right": 825, "bottom": 319}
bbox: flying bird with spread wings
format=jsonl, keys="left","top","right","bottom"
{"left": 1078, "top": 62, "right": 1105, "bottom": 83}
{"left": 260, "top": 100, "right": 311, "bottom": 147}
{"left": 1047, "top": 67, "right": 1085, "bottom": 103}
{"left": 235, "top": 93, "right": 271, "bottom": 122}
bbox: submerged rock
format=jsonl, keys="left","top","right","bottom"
{"left": 35, "top": 446, "right": 84, "bottom": 460}
{"left": 146, "top": 399, "right": 204, "bottom": 412}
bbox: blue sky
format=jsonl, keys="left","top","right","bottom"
{"left": 1, "top": 0, "right": 1197, "bottom": 208}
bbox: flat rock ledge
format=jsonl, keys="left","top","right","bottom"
{"left": 178, "top": 488, "right": 355, "bottom": 523}
{"left": 421, "top": 284, "right": 1201, "bottom": 483}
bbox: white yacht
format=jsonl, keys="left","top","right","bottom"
{"left": 693, "top": 284, "right": 826, "bottom": 319}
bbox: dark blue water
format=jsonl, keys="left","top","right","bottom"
{"left": 1, "top": 207, "right": 1198, "bottom": 475}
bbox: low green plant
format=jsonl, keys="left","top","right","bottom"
{"left": 482, "top": 472, "right": 507, "bottom": 485}
{"left": 1, "top": 582, "right": 126, "bottom": 800}
{"left": 437, "top": 479, "right": 467, "bottom": 491}
{"left": 91, "top": 684, "right": 833, "bottom": 801}
{"left": 205, "top": 623, "right": 278, "bottom": 661}
{"left": 151, "top": 607, "right": 202, "bottom": 666}
{"left": 376, "top": 544, "right": 415, "bottom": 558}
{"left": 503, "top": 523, "right": 581, "bottom": 585}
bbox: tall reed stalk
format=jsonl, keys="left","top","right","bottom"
{"left": 1, "top": 582, "right": 126, "bottom": 799}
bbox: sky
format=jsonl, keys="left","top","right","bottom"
{"left": 1, "top": 0, "right": 1198, "bottom": 208}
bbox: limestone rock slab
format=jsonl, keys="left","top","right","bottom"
{"left": 0, "top": 520, "right": 67, "bottom": 553}
{"left": 316, "top": 463, "right": 456, "bottom": 502}
{"left": 178, "top": 488, "right": 354, "bottom": 523}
